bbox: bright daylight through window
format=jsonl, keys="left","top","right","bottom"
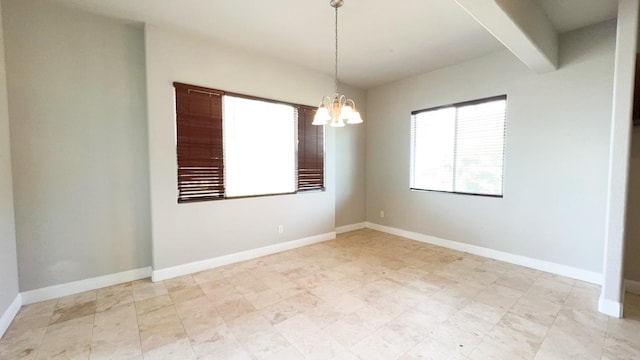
{"left": 174, "top": 82, "right": 324, "bottom": 203}
{"left": 223, "top": 96, "right": 296, "bottom": 197}
{"left": 411, "top": 95, "right": 507, "bottom": 197}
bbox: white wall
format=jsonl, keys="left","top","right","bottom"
{"left": 336, "top": 83, "right": 367, "bottom": 228}
{"left": 2, "top": 0, "right": 151, "bottom": 291}
{"left": 0, "top": 0, "right": 20, "bottom": 327}
{"left": 625, "top": 127, "right": 640, "bottom": 281}
{"left": 145, "top": 25, "right": 338, "bottom": 272}
{"left": 366, "top": 20, "right": 616, "bottom": 274}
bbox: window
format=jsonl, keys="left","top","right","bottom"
{"left": 174, "top": 83, "right": 324, "bottom": 202}
{"left": 223, "top": 96, "right": 296, "bottom": 197}
{"left": 411, "top": 95, "right": 506, "bottom": 197}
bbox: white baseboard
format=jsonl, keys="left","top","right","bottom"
{"left": 365, "top": 222, "right": 602, "bottom": 285}
{"left": 152, "top": 232, "right": 336, "bottom": 282}
{"left": 21, "top": 267, "right": 152, "bottom": 305}
{"left": 0, "top": 294, "right": 22, "bottom": 339}
{"left": 626, "top": 279, "right": 640, "bottom": 295}
{"left": 599, "top": 295, "right": 623, "bottom": 318}
{"left": 336, "top": 222, "right": 366, "bottom": 234}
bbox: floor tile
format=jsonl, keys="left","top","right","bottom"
{"left": 352, "top": 325, "right": 422, "bottom": 360}
{"left": 402, "top": 336, "right": 467, "bottom": 360}
{"left": 2, "top": 229, "right": 640, "bottom": 360}
{"left": 482, "top": 312, "right": 548, "bottom": 358}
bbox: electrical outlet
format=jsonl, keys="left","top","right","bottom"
{"left": 380, "top": 210, "right": 385, "bottom": 218}
{"left": 278, "top": 225, "right": 284, "bottom": 234}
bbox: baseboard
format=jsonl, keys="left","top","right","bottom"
{"left": 626, "top": 279, "right": 640, "bottom": 295}
{"left": 365, "top": 222, "right": 602, "bottom": 285}
{"left": 0, "top": 294, "right": 22, "bottom": 339}
{"left": 599, "top": 295, "right": 623, "bottom": 318}
{"left": 336, "top": 222, "right": 366, "bottom": 234}
{"left": 21, "top": 267, "right": 152, "bottom": 305}
{"left": 152, "top": 232, "right": 336, "bottom": 282}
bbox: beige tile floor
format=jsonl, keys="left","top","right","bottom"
{"left": 1, "top": 229, "right": 639, "bottom": 359}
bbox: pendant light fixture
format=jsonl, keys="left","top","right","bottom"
{"left": 312, "top": 0, "right": 363, "bottom": 127}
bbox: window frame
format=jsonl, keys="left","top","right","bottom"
{"left": 174, "top": 82, "right": 325, "bottom": 203}
{"left": 410, "top": 94, "right": 507, "bottom": 198}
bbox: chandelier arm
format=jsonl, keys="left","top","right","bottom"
{"left": 322, "top": 96, "right": 332, "bottom": 109}
{"left": 346, "top": 98, "right": 356, "bottom": 108}
{"left": 338, "top": 95, "right": 346, "bottom": 108}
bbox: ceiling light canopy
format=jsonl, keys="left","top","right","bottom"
{"left": 313, "top": 0, "right": 363, "bottom": 128}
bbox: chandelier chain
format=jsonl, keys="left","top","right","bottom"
{"left": 312, "top": 0, "right": 362, "bottom": 127}
{"left": 334, "top": 5, "right": 339, "bottom": 96}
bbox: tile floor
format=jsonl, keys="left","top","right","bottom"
{"left": 1, "top": 229, "right": 639, "bottom": 359}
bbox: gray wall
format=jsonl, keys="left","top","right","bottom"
{"left": 625, "top": 127, "right": 640, "bottom": 281}
{"left": 145, "top": 25, "right": 339, "bottom": 271}
{"left": 1, "top": 0, "right": 368, "bottom": 291}
{"left": 365, "top": 21, "right": 615, "bottom": 273}
{"left": 3, "top": 0, "right": 151, "bottom": 291}
{"left": 0, "top": 0, "right": 19, "bottom": 317}
{"left": 336, "top": 83, "right": 367, "bottom": 228}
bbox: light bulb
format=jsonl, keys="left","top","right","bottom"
{"left": 347, "top": 111, "right": 363, "bottom": 124}
{"left": 312, "top": 106, "right": 331, "bottom": 125}
{"left": 340, "top": 105, "right": 353, "bottom": 121}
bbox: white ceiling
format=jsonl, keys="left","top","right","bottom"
{"left": 49, "top": 0, "right": 618, "bottom": 89}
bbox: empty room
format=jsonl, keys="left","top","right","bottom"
{"left": 1, "top": 0, "right": 640, "bottom": 359}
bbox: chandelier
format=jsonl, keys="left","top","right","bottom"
{"left": 312, "top": 0, "right": 363, "bottom": 127}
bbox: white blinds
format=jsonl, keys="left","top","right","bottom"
{"left": 411, "top": 96, "right": 506, "bottom": 196}
{"left": 411, "top": 107, "right": 456, "bottom": 192}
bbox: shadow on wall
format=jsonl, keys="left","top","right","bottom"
{"left": 624, "top": 127, "right": 640, "bottom": 283}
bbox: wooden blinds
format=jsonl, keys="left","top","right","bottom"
{"left": 174, "top": 82, "right": 325, "bottom": 203}
{"left": 174, "top": 83, "right": 225, "bottom": 202}
{"left": 297, "top": 106, "right": 325, "bottom": 191}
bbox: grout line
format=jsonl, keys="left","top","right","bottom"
{"left": 599, "top": 318, "right": 610, "bottom": 359}
{"left": 132, "top": 282, "right": 145, "bottom": 359}
{"left": 88, "top": 309, "right": 97, "bottom": 358}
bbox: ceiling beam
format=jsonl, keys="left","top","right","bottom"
{"left": 455, "top": 0, "right": 558, "bottom": 73}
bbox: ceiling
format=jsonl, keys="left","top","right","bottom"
{"left": 49, "top": 0, "right": 618, "bottom": 89}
